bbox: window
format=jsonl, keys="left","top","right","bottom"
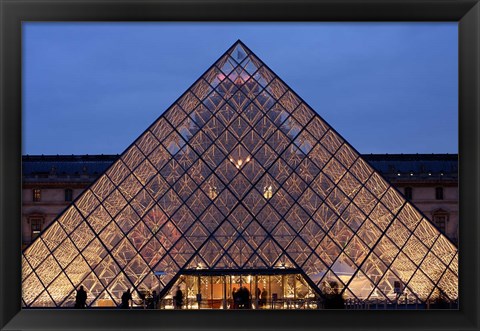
{"left": 432, "top": 209, "right": 449, "bottom": 235}
{"left": 65, "top": 188, "right": 73, "bottom": 202}
{"left": 435, "top": 187, "right": 444, "bottom": 200}
{"left": 32, "top": 188, "right": 41, "bottom": 202}
{"left": 404, "top": 187, "right": 413, "bottom": 200}
{"left": 433, "top": 214, "right": 447, "bottom": 234}
{"left": 30, "top": 218, "right": 42, "bottom": 240}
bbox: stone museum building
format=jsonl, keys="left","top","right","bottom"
{"left": 21, "top": 41, "right": 458, "bottom": 309}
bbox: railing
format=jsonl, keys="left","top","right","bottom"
{"left": 132, "top": 297, "right": 458, "bottom": 310}
{"left": 344, "top": 298, "right": 458, "bottom": 310}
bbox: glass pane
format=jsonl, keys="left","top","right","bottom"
{"left": 47, "top": 273, "right": 75, "bottom": 306}
{"left": 214, "top": 220, "right": 239, "bottom": 250}
{"left": 165, "top": 104, "right": 187, "bottom": 128}
{"left": 128, "top": 220, "right": 152, "bottom": 251}
{"left": 118, "top": 173, "right": 143, "bottom": 202}
{"left": 135, "top": 131, "right": 160, "bottom": 156}
{"left": 140, "top": 237, "right": 167, "bottom": 268}
{"left": 87, "top": 205, "right": 111, "bottom": 234}
{"left": 349, "top": 157, "right": 373, "bottom": 184}
{"left": 413, "top": 219, "right": 440, "bottom": 250}
{"left": 292, "top": 103, "right": 315, "bottom": 127}
{"left": 419, "top": 251, "right": 447, "bottom": 285}
{"left": 243, "top": 220, "right": 268, "bottom": 249}
{"left": 320, "top": 130, "right": 343, "bottom": 154}
{"left": 134, "top": 160, "right": 156, "bottom": 185}
{"left": 284, "top": 204, "right": 309, "bottom": 232}
{"left": 58, "top": 206, "right": 85, "bottom": 235}
{"left": 41, "top": 222, "right": 67, "bottom": 252}
{"left": 270, "top": 187, "right": 295, "bottom": 217}
{"left": 90, "top": 175, "right": 116, "bottom": 202}
{"left": 74, "top": 189, "right": 100, "bottom": 218}
{"left": 150, "top": 118, "right": 173, "bottom": 142}
{"left": 390, "top": 252, "right": 416, "bottom": 283}
{"left": 35, "top": 255, "right": 62, "bottom": 287}
{"left": 406, "top": 270, "right": 435, "bottom": 301}
{"left": 69, "top": 222, "right": 95, "bottom": 252}
{"left": 278, "top": 90, "right": 301, "bottom": 113}
{"left": 121, "top": 145, "right": 145, "bottom": 172}
{"left": 147, "top": 144, "right": 171, "bottom": 172}
{"left": 178, "top": 90, "right": 201, "bottom": 113}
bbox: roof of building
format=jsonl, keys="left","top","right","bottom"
{"left": 22, "top": 154, "right": 120, "bottom": 178}
{"left": 22, "top": 153, "right": 458, "bottom": 180}
{"left": 363, "top": 153, "right": 457, "bottom": 176}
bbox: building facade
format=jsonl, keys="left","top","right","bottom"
{"left": 364, "top": 154, "right": 458, "bottom": 246}
{"left": 22, "top": 155, "right": 119, "bottom": 248}
{"left": 22, "top": 153, "right": 459, "bottom": 248}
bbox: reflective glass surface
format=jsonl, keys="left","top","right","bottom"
{"left": 22, "top": 41, "right": 458, "bottom": 308}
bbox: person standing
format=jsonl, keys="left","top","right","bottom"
{"left": 240, "top": 286, "right": 250, "bottom": 309}
{"left": 237, "top": 286, "right": 246, "bottom": 308}
{"left": 121, "top": 289, "right": 132, "bottom": 309}
{"left": 74, "top": 285, "right": 87, "bottom": 308}
{"left": 324, "top": 281, "right": 345, "bottom": 309}
{"left": 244, "top": 286, "right": 251, "bottom": 309}
{"left": 256, "top": 287, "right": 261, "bottom": 308}
{"left": 232, "top": 288, "right": 238, "bottom": 309}
{"left": 260, "top": 288, "right": 268, "bottom": 308}
{"left": 174, "top": 286, "right": 184, "bottom": 309}
{"left": 152, "top": 290, "right": 159, "bottom": 309}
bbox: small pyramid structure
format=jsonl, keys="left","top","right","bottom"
{"left": 22, "top": 41, "right": 458, "bottom": 308}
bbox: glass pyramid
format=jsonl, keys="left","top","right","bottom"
{"left": 22, "top": 41, "right": 458, "bottom": 308}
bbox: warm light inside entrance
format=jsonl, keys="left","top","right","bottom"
{"left": 166, "top": 272, "right": 319, "bottom": 310}
{"left": 263, "top": 185, "right": 273, "bottom": 199}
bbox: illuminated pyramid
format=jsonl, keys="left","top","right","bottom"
{"left": 22, "top": 41, "right": 458, "bottom": 308}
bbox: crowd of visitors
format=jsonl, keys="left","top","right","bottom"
{"left": 72, "top": 281, "right": 346, "bottom": 310}
{"left": 232, "top": 286, "right": 251, "bottom": 309}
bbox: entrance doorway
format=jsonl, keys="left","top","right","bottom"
{"left": 162, "top": 270, "right": 320, "bottom": 309}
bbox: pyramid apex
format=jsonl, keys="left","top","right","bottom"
{"left": 224, "top": 40, "right": 252, "bottom": 60}
{"left": 232, "top": 39, "right": 245, "bottom": 45}
{"left": 226, "top": 39, "right": 247, "bottom": 51}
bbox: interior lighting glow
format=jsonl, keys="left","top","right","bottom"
{"left": 263, "top": 185, "right": 273, "bottom": 199}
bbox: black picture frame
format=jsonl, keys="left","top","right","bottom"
{"left": 1, "top": 1, "right": 479, "bottom": 330}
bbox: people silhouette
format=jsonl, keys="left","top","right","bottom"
{"left": 256, "top": 287, "right": 261, "bottom": 308}
{"left": 145, "top": 290, "right": 158, "bottom": 309}
{"left": 232, "top": 288, "right": 239, "bottom": 309}
{"left": 260, "top": 288, "right": 268, "bottom": 308}
{"left": 324, "top": 281, "right": 345, "bottom": 309}
{"left": 240, "top": 286, "right": 250, "bottom": 309}
{"left": 121, "top": 289, "right": 132, "bottom": 309}
{"left": 237, "top": 286, "right": 245, "bottom": 308}
{"left": 174, "top": 286, "right": 183, "bottom": 309}
{"left": 152, "top": 290, "right": 159, "bottom": 309}
{"left": 74, "top": 285, "right": 87, "bottom": 308}
{"left": 245, "top": 286, "right": 251, "bottom": 309}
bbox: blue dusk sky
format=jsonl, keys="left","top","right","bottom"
{"left": 23, "top": 22, "right": 458, "bottom": 155}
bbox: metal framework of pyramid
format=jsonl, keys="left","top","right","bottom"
{"left": 22, "top": 41, "right": 458, "bottom": 308}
